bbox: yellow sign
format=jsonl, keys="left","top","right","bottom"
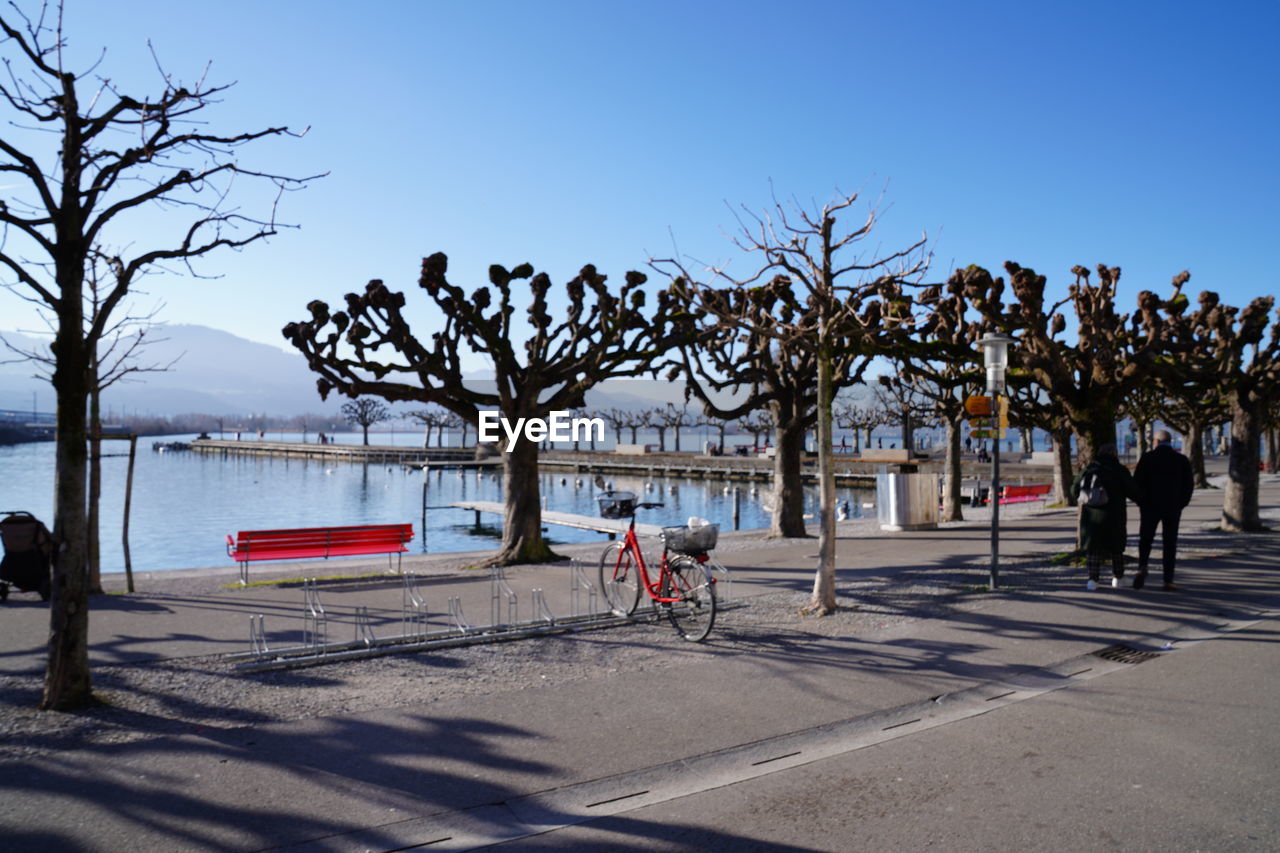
{"left": 964, "top": 395, "right": 992, "bottom": 417}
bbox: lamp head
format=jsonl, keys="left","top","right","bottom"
{"left": 977, "top": 333, "right": 1017, "bottom": 394}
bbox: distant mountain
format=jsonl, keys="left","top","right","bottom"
{"left": 0, "top": 324, "right": 780, "bottom": 418}
{"left": 0, "top": 325, "right": 337, "bottom": 417}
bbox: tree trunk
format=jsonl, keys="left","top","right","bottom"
{"left": 673, "top": 425, "right": 681, "bottom": 453}
{"left": 1185, "top": 420, "right": 1208, "bottom": 489}
{"left": 87, "top": 381, "right": 104, "bottom": 596}
{"left": 43, "top": 321, "right": 93, "bottom": 711}
{"left": 769, "top": 417, "right": 809, "bottom": 538}
{"left": 1051, "top": 428, "right": 1073, "bottom": 505}
{"left": 1021, "top": 427, "right": 1033, "bottom": 455}
{"left": 806, "top": 333, "right": 837, "bottom": 614}
{"left": 487, "top": 435, "right": 559, "bottom": 565}
{"left": 1222, "top": 402, "right": 1264, "bottom": 531}
{"left": 942, "top": 417, "right": 964, "bottom": 521}
{"left": 655, "top": 426, "right": 667, "bottom": 452}
{"left": 1073, "top": 416, "right": 1118, "bottom": 466}
{"left": 362, "top": 424, "right": 370, "bottom": 445}
{"left": 629, "top": 425, "right": 638, "bottom": 443}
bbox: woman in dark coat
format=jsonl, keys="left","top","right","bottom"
{"left": 1069, "top": 443, "right": 1142, "bottom": 590}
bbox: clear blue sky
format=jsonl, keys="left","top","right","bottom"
{"left": 4, "top": 0, "right": 1278, "bottom": 366}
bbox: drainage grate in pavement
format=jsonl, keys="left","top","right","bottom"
{"left": 1092, "top": 644, "right": 1163, "bottom": 664}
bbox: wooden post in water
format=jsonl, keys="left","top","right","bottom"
{"left": 122, "top": 435, "right": 137, "bottom": 593}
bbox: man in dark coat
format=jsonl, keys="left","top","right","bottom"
{"left": 1070, "top": 443, "right": 1142, "bottom": 591}
{"left": 1132, "top": 429, "right": 1195, "bottom": 591}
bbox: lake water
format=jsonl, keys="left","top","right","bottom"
{"left": 0, "top": 433, "right": 875, "bottom": 574}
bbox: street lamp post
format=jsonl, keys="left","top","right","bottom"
{"left": 978, "top": 333, "right": 1016, "bottom": 590}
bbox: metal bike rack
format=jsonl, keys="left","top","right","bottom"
{"left": 448, "top": 596, "right": 472, "bottom": 634}
{"left": 249, "top": 614, "right": 269, "bottom": 654}
{"left": 490, "top": 566, "right": 518, "bottom": 628}
{"left": 303, "top": 579, "right": 327, "bottom": 647}
{"left": 402, "top": 574, "right": 428, "bottom": 639}
{"left": 707, "top": 554, "right": 733, "bottom": 604}
{"left": 570, "top": 559, "right": 598, "bottom": 617}
{"left": 353, "top": 605, "right": 376, "bottom": 646}
{"left": 230, "top": 554, "right": 722, "bottom": 672}
{"left": 531, "top": 588, "right": 555, "bottom": 626}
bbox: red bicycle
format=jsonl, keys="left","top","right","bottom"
{"left": 595, "top": 490, "right": 718, "bottom": 642}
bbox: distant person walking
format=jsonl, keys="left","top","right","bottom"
{"left": 1070, "top": 443, "right": 1142, "bottom": 591}
{"left": 1132, "top": 429, "right": 1195, "bottom": 591}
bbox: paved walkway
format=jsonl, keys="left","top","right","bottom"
{"left": 1, "top": 476, "right": 1278, "bottom": 851}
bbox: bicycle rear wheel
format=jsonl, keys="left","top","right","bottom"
{"left": 598, "top": 541, "right": 641, "bottom": 616}
{"left": 663, "top": 555, "right": 716, "bottom": 642}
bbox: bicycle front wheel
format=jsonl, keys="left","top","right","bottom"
{"left": 598, "top": 541, "right": 641, "bottom": 616}
{"left": 663, "top": 555, "right": 717, "bottom": 642}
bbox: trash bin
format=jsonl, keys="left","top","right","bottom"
{"left": 876, "top": 464, "right": 940, "bottom": 531}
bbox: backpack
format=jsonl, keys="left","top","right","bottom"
{"left": 1077, "top": 466, "right": 1109, "bottom": 508}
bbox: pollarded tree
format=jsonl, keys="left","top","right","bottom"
{"left": 0, "top": 8, "right": 316, "bottom": 710}
{"left": 342, "top": 398, "right": 390, "bottom": 445}
{"left": 890, "top": 273, "right": 986, "bottom": 519}
{"left": 641, "top": 407, "right": 670, "bottom": 452}
{"left": 284, "top": 254, "right": 671, "bottom": 565}
{"left": 835, "top": 392, "right": 888, "bottom": 454}
{"left": 408, "top": 406, "right": 448, "bottom": 448}
{"left": 1182, "top": 291, "right": 1280, "bottom": 531}
{"left": 657, "top": 402, "right": 699, "bottom": 454}
{"left": 1152, "top": 272, "right": 1229, "bottom": 490}
{"left": 663, "top": 274, "right": 869, "bottom": 538}
{"left": 961, "top": 262, "right": 1171, "bottom": 464}
{"left": 600, "top": 408, "right": 629, "bottom": 446}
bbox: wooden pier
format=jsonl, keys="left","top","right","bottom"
{"left": 449, "top": 500, "right": 664, "bottom": 539}
{"left": 190, "top": 439, "right": 480, "bottom": 465}
{"left": 537, "top": 455, "right": 878, "bottom": 486}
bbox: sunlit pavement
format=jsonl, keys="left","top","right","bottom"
{"left": 1, "top": 471, "right": 1277, "bottom": 851}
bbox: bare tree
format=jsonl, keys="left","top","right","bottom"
{"left": 622, "top": 409, "right": 646, "bottom": 444}
{"left": 285, "top": 254, "right": 672, "bottom": 565}
{"left": 408, "top": 406, "right": 448, "bottom": 448}
{"left": 741, "top": 409, "right": 774, "bottom": 449}
{"left": 657, "top": 402, "right": 698, "bottom": 454}
{"left": 0, "top": 7, "right": 316, "bottom": 710}
{"left": 2, "top": 260, "right": 178, "bottom": 594}
{"left": 641, "top": 407, "right": 669, "bottom": 452}
{"left": 341, "top": 398, "right": 391, "bottom": 445}
{"left": 961, "top": 263, "right": 1170, "bottom": 464}
{"left": 600, "top": 408, "right": 629, "bottom": 445}
{"left": 658, "top": 189, "right": 927, "bottom": 615}
{"left": 835, "top": 392, "right": 887, "bottom": 454}
{"left": 1179, "top": 290, "right": 1280, "bottom": 530}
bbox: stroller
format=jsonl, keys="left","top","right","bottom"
{"left": 0, "top": 511, "right": 54, "bottom": 603}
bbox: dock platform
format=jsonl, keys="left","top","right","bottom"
{"left": 450, "top": 500, "right": 664, "bottom": 538}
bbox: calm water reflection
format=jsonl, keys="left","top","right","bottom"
{"left": 0, "top": 433, "right": 872, "bottom": 574}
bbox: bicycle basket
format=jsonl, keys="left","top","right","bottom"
{"left": 596, "top": 491, "right": 638, "bottom": 519}
{"left": 662, "top": 523, "right": 719, "bottom": 555}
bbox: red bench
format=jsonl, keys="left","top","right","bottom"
{"left": 226, "top": 523, "right": 413, "bottom": 585}
{"left": 999, "top": 484, "right": 1052, "bottom": 504}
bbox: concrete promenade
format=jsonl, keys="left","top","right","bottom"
{"left": 1, "top": 475, "right": 1278, "bottom": 851}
